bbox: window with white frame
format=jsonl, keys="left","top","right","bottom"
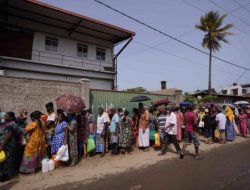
{"left": 77, "top": 44, "right": 88, "bottom": 58}
{"left": 45, "top": 37, "right": 58, "bottom": 52}
{"left": 96, "top": 48, "right": 106, "bottom": 61}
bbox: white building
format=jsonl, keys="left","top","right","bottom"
{"left": 0, "top": 0, "right": 135, "bottom": 90}
{"left": 221, "top": 83, "right": 250, "bottom": 96}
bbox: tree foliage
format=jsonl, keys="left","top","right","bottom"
{"left": 195, "top": 11, "right": 233, "bottom": 52}
{"left": 126, "top": 87, "right": 148, "bottom": 93}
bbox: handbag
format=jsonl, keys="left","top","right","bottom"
{"left": 198, "top": 121, "right": 204, "bottom": 128}
{"left": 150, "top": 130, "right": 156, "bottom": 140}
{"left": 55, "top": 145, "right": 69, "bottom": 162}
{"left": 154, "top": 133, "right": 161, "bottom": 147}
{"left": 0, "top": 150, "right": 6, "bottom": 163}
{"left": 87, "top": 135, "right": 96, "bottom": 153}
{"left": 214, "top": 129, "right": 220, "bottom": 139}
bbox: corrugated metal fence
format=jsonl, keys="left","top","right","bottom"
{"left": 90, "top": 89, "right": 175, "bottom": 117}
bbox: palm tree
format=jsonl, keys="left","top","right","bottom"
{"left": 195, "top": 11, "right": 233, "bottom": 95}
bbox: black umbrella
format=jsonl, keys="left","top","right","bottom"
{"left": 130, "top": 95, "right": 151, "bottom": 102}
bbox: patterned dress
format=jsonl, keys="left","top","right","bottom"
{"left": 51, "top": 121, "right": 68, "bottom": 154}
{"left": 19, "top": 121, "right": 46, "bottom": 174}
{"left": 68, "top": 120, "right": 78, "bottom": 165}
{"left": 149, "top": 114, "right": 156, "bottom": 141}
{"left": 0, "top": 121, "right": 16, "bottom": 179}
{"left": 119, "top": 118, "right": 133, "bottom": 148}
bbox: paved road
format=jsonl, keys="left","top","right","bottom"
{"left": 48, "top": 140, "right": 250, "bottom": 190}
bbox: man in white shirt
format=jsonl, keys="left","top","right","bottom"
{"left": 159, "top": 107, "right": 180, "bottom": 155}
{"left": 215, "top": 107, "right": 226, "bottom": 143}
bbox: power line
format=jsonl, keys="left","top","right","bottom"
{"left": 132, "top": 40, "right": 250, "bottom": 80}
{"left": 208, "top": 0, "right": 250, "bottom": 28}
{"left": 94, "top": 0, "right": 250, "bottom": 71}
{"left": 181, "top": 0, "right": 250, "bottom": 38}
{"left": 124, "top": 29, "right": 195, "bottom": 57}
{"left": 233, "top": 0, "right": 250, "bottom": 14}
{"left": 235, "top": 69, "right": 248, "bottom": 82}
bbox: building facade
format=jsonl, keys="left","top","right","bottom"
{"left": 221, "top": 83, "right": 250, "bottom": 96}
{"left": 0, "top": 0, "right": 135, "bottom": 90}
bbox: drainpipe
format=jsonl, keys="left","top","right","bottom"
{"left": 112, "top": 36, "right": 133, "bottom": 90}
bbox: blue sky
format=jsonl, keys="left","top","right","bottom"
{"left": 42, "top": 0, "right": 250, "bottom": 93}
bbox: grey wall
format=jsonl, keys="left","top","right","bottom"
{"left": 0, "top": 76, "right": 90, "bottom": 115}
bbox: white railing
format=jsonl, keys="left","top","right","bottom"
{"left": 32, "top": 50, "right": 114, "bottom": 72}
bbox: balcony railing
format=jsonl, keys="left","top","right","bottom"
{"left": 32, "top": 50, "right": 114, "bottom": 72}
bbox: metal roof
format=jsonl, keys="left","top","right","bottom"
{"left": 0, "top": 0, "right": 135, "bottom": 44}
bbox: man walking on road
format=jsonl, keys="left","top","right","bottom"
{"left": 159, "top": 107, "right": 180, "bottom": 155}
{"left": 180, "top": 105, "right": 199, "bottom": 159}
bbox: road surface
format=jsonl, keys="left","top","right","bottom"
{"left": 46, "top": 139, "right": 250, "bottom": 190}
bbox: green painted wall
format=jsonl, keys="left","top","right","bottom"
{"left": 90, "top": 89, "right": 175, "bottom": 118}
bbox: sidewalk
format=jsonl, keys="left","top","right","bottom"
{"left": 1, "top": 136, "right": 249, "bottom": 190}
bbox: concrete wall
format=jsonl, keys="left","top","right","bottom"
{"left": 0, "top": 76, "right": 90, "bottom": 115}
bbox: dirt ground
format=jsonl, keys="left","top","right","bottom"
{"left": 0, "top": 135, "right": 249, "bottom": 190}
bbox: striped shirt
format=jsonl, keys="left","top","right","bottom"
{"left": 157, "top": 114, "right": 167, "bottom": 131}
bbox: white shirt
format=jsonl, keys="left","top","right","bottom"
{"left": 216, "top": 113, "right": 226, "bottom": 130}
{"left": 97, "top": 114, "right": 107, "bottom": 134}
{"left": 165, "top": 112, "right": 177, "bottom": 135}
{"left": 47, "top": 112, "right": 56, "bottom": 122}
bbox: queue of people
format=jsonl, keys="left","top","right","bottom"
{"left": 0, "top": 102, "right": 249, "bottom": 182}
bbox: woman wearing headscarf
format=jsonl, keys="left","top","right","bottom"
{"left": 0, "top": 112, "right": 17, "bottom": 181}
{"left": 67, "top": 113, "right": 78, "bottom": 166}
{"left": 225, "top": 106, "right": 235, "bottom": 141}
{"left": 20, "top": 111, "right": 46, "bottom": 174}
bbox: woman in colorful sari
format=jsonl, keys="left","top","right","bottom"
{"left": 20, "top": 111, "right": 46, "bottom": 174}
{"left": 238, "top": 109, "right": 248, "bottom": 137}
{"left": 119, "top": 111, "right": 133, "bottom": 154}
{"left": 0, "top": 112, "right": 17, "bottom": 181}
{"left": 67, "top": 113, "right": 78, "bottom": 166}
{"left": 225, "top": 106, "right": 235, "bottom": 141}
{"left": 51, "top": 112, "right": 68, "bottom": 156}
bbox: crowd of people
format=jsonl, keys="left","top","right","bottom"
{"left": 0, "top": 102, "right": 249, "bottom": 182}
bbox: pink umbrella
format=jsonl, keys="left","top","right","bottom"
{"left": 55, "top": 94, "right": 86, "bottom": 113}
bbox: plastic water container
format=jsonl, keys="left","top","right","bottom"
{"left": 48, "top": 159, "right": 55, "bottom": 171}
{"left": 42, "top": 158, "right": 49, "bottom": 173}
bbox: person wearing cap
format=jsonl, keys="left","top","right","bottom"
{"left": 203, "top": 109, "right": 212, "bottom": 144}
{"left": 159, "top": 106, "right": 180, "bottom": 155}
